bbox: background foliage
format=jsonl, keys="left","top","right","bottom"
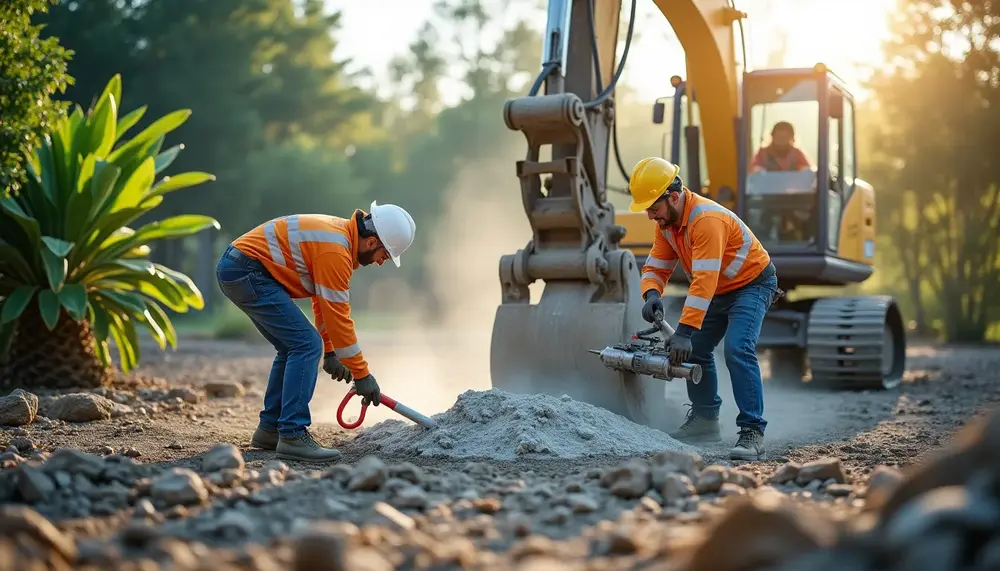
{"left": 1, "top": 0, "right": 995, "bottom": 343}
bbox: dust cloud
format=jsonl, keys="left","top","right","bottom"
{"left": 311, "top": 149, "right": 844, "bottom": 451}
{"left": 311, "top": 146, "right": 543, "bottom": 428}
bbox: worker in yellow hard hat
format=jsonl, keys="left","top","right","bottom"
{"left": 628, "top": 157, "right": 779, "bottom": 462}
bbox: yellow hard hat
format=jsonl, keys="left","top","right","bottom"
{"left": 627, "top": 157, "right": 681, "bottom": 212}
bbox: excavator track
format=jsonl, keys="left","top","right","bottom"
{"left": 805, "top": 296, "right": 906, "bottom": 390}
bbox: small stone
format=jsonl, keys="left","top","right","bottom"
{"left": 291, "top": 521, "right": 352, "bottom": 571}
{"left": 768, "top": 462, "right": 801, "bottom": 485}
{"left": 696, "top": 466, "right": 727, "bottom": 494}
{"left": 826, "top": 483, "right": 853, "bottom": 497}
{"left": 45, "top": 393, "right": 113, "bottom": 422}
{"left": 10, "top": 436, "right": 33, "bottom": 452}
{"left": 204, "top": 381, "right": 246, "bottom": 399}
{"left": 17, "top": 466, "right": 56, "bottom": 503}
{"left": 150, "top": 468, "right": 209, "bottom": 506}
{"left": 861, "top": 465, "right": 904, "bottom": 501}
{"left": 473, "top": 497, "right": 502, "bottom": 514}
{"left": 601, "top": 458, "right": 651, "bottom": 499}
{"left": 0, "top": 389, "right": 38, "bottom": 426}
{"left": 202, "top": 443, "right": 245, "bottom": 473}
{"left": 661, "top": 473, "right": 696, "bottom": 504}
{"left": 0, "top": 505, "right": 77, "bottom": 562}
{"left": 167, "top": 387, "right": 202, "bottom": 404}
{"left": 718, "top": 482, "right": 746, "bottom": 497}
{"left": 392, "top": 485, "right": 428, "bottom": 510}
{"left": 347, "top": 456, "right": 388, "bottom": 492}
{"left": 726, "top": 469, "right": 758, "bottom": 489}
{"left": 795, "top": 457, "right": 847, "bottom": 485}
{"left": 566, "top": 493, "right": 599, "bottom": 513}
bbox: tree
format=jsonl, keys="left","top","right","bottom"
{"left": 0, "top": 0, "right": 73, "bottom": 198}
{"left": 864, "top": 0, "right": 1000, "bottom": 341}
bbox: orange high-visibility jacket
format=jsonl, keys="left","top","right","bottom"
{"left": 640, "top": 189, "right": 771, "bottom": 330}
{"left": 232, "top": 211, "right": 371, "bottom": 379}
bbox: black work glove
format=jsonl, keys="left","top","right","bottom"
{"left": 323, "top": 352, "right": 353, "bottom": 382}
{"left": 641, "top": 290, "right": 664, "bottom": 323}
{"left": 667, "top": 332, "right": 693, "bottom": 366}
{"left": 354, "top": 374, "right": 381, "bottom": 406}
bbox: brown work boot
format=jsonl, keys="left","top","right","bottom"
{"left": 669, "top": 406, "right": 722, "bottom": 444}
{"left": 275, "top": 431, "right": 343, "bottom": 463}
{"left": 250, "top": 424, "right": 279, "bottom": 450}
{"left": 730, "top": 427, "right": 766, "bottom": 461}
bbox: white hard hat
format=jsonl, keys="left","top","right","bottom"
{"left": 369, "top": 200, "right": 416, "bottom": 267}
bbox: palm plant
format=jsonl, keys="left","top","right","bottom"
{"left": 0, "top": 74, "right": 219, "bottom": 389}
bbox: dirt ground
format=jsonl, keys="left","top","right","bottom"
{"left": 2, "top": 329, "right": 999, "bottom": 570}
{"left": 110, "top": 332, "right": 1000, "bottom": 474}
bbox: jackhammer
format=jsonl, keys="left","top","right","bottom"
{"left": 589, "top": 310, "right": 703, "bottom": 385}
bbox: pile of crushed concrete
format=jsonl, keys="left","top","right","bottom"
{"left": 350, "top": 388, "right": 697, "bottom": 461}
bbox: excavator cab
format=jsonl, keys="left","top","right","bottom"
{"left": 653, "top": 65, "right": 877, "bottom": 289}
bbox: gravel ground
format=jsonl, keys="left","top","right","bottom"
{"left": 1, "top": 329, "right": 999, "bottom": 570}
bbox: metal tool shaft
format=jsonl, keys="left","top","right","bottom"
{"left": 590, "top": 347, "right": 702, "bottom": 384}
{"left": 337, "top": 389, "right": 435, "bottom": 430}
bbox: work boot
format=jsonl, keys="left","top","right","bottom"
{"left": 250, "top": 424, "right": 279, "bottom": 450}
{"left": 669, "top": 406, "right": 722, "bottom": 443}
{"left": 275, "top": 431, "right": 343, "bottom": 463}
{"left": 730, "top": 427, "right": 766, "bottom": 461}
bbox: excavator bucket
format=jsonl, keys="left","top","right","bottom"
{"left": 488, "top": 92, "right": 675, "bottom": 433}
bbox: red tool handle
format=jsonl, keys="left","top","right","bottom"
{"left": 336, "top": 389, "right": 399, "bottom": 429}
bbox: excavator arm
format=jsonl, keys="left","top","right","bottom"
{"left": 489, "top": 0, "right": 747, "bottom": 432}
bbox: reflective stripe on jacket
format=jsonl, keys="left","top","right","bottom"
{"left": 231, "top": 211, "right": 370, "bottom": 378}
{"left": 639, "top": 189, "right": 771, "bottom": 329}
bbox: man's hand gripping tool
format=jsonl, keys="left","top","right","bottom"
{"left": 336, "top": 390, "right": 435, "bottom": 430}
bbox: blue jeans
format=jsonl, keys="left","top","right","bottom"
{"left": 215, "top": 244, "right": 323, "bottom": 439}
{"left": 686, "top": 270, "right": 777, "bottom": 433}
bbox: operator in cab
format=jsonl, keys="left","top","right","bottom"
{"left": 750, "top": 121, "right": 811, "bottom": 173}
{"left": 216, "top": 201, "right": 416, "bottom": 463}
{"left": 629, "top": 157, "right": 778, "bottom": 461}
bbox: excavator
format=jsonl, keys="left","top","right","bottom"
{"left": 489, "top": 0, "right": 907, "bottom": 433}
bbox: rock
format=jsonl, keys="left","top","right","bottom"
{"left": 388, "top": 462, "right": 424, "bottom": 484}
{"left": 768, "top": 462, "right": 801, "bottom": 485}
{"left": 650, "top": 450, "right": 702, "bottom": 485}
{"left": 795, "top": 457, "right": 847, "bottom": 486}
{"left": 42, "top": 449, "right": 104, "bottom": 480}
{"left": 10, "top": 436, "right": 33, "bottom": 452}
{"left": 16, "top": 466, "right": 56, "bottom": 503}
{"left": 209, "top": 510, "right": 257, "bottom": 538}
{"left": 0, "top": 389, "right": 38, "bottom": 426}
{"left": 600, "top": 458, "right": 651, "bottom": 499}
{"left": 660, "top": 473, "right": 697, "bottom": 504}
{"left": 347, "top": 456, "right": 388, "bottom": 492}
{"left": 392, "top": 485, "right": 428, "bottom": 510}
{"left": 718, "top": 483, "right": 746, "bottom": 497}
{"left": 167, "top": 387, "right": 202, "bottom": 403}
{"left": 695, "top": 466, "right": 727, "bottom": 495}
{"left": 291, "top": 521, "right": 354, "bottom": 571}
{"left": 682, "top": 494, "right": 838, "bottom": 571}
{"left": 725, "top": 469, "right": 758, "bottom": 489}
{"left": 45, "top": 393, "right": 113, "bottom": 422}
{"left": 566, "top": 492, "right": 599, "bottom": 513}
{"left": 883, "top": 484, "right": 1000, "bottom": 547}
{"left": 150, "top": 468, "right": 209, "bottom": 506}
{"left": 0, "top": 505, "right": 77, "bottom": 563}
{"left": 205, "top": 381, "right": 246, "bottom": 399}
{"left": 825, "top": 483, "right": 853, "bottom": 497}
{"left": 202, "top": 443, "right": 245, "bottom": 473}
{"left": 860, "top": 465, "right": 904, "bottom": 502}
{"left": 110, "top": 403, "right": 133, "bottom": 418}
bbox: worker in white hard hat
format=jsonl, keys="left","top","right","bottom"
{"left": 217, "top": 201, "right": 417, "bottom": 462}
